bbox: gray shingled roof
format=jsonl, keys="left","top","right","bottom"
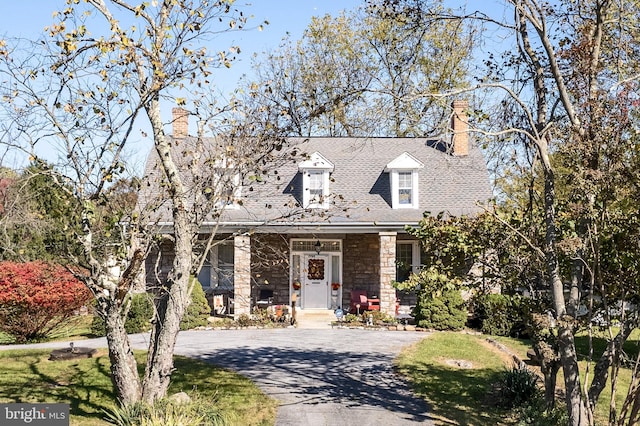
{"left": 139, "top": 136, "right": 492, "bottom": 232}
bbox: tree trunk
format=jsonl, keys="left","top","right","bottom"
{"left": 82, "top": 202, "right": 142, "bottom": 406}
{"left": 104, "top": 300, "right": 142, "bottom": 405}
{"left": 589, "top": 323, "right": 635, "bottom": 409}
{"left": 557, "top": 325, "right": 590, "bottom": 425}
{"left": 622, "top": 367, "right": 640, "bottom": 426}
{"left": 543, "top": 166, "right": 591, "bottom": 425}
{"left": 544, "top": 363, "right": 560, "bottom": 410}
{"left": 533, "top": 337, "right": 560, "bottom": 409}
{"left": 140, "top": 99, "right": 193, "bottom": 403}
{"left": 614, "top": 351, "right": 640, "bottom": 425}
{"left": 141, "top": 227, "right": 191, "bottom": 402}
{"left": 529, "top": 312, "right": 560, "bottom": 409}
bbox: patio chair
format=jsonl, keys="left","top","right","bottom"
{"left": 255, "top": 289, "right": 274, "bottom": 310}
{"left": 349, "top": 290, "right": 380, "bottom": 314}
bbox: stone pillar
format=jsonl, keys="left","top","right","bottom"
{"left": 233, "top": 234, "right": 251, "bottom": 318}
{"left": 379, "top": 232, "right": 397, "bottom": 317}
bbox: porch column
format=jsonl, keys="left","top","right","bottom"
{"left": 379, "top": 231, "right": 397, "bottom": 317}
{"left": 233, "top": 234, "right": 251, "bottom": 319}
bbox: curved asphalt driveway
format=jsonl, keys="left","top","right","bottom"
{"left": 1, "top": 328, "right": 434, "bottom": 426}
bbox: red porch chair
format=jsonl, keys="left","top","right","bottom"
{"left": 349, "top": 290, "right": 380, "bottom": 314}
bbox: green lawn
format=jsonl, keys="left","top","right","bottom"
{"left": 5, "top": 319, "right": 638, "bottom": 425}
{"left": 396, "top": 332, "right": 513, "bottom": 425}
{"left": 0, "top": 349, "right": 277, "bottom": 426}
{"left": 398, "top": 330, "right": 640, "bottom": 425}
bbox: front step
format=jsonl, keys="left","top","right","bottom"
{"left": 294, "top": 309, "right": 336, "bottom": 329}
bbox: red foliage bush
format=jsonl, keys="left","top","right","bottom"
{"left": 0, "top": 261, "right": 92, "bottom": 342}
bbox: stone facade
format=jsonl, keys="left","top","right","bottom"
{"left": 250, "top": 234, "right": 291, "bottom": 306}
{"left": 341, "top": 234, "right": 380, "bottom": 308}
{"left": 145, "top": 232, "right": 412, "bottom": 319}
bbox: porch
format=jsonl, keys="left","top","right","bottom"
{"left": 221, "top": 232, "right": 407, "bottom": 319}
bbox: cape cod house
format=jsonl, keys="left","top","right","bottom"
{"left": 140, "top": 101, "right": 492, "bottom": 318}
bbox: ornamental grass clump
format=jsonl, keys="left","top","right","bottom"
{"left": 103, "top": 393, "right": 228, "bottom": 426}
{"left": 495, "top": 364, "right": 540, "bottom": 409}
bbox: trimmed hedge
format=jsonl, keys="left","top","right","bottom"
{"left": 91, "top": 292, "right": 153, "bottom": 336}
{"left": 414, "top": 289, "right": 467, "bottom": 330}
{"left": 472, "top": 293, "right": 528, "bottom": 337}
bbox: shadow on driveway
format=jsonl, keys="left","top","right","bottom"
{"left": 185, "top": 334, "right": 433, "bottom": 425}
{"left": 1, "top": 328, "right": 435, "bottom": 425}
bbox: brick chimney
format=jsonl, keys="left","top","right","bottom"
{"left": 451, "top": 100, "right": 469, "bottom": 156}
{"left": 172, "top": 107, "right": 189, "bottom": 138}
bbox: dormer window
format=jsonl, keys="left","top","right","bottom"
{"left": 398, "top": 171, "right": 413, "bottom": 205}
{"left": 214, "top": 172, "right": 241, "bottom": 208}
{"left": 208, "top": 158, "right": 242, "bottom": 208}
{"left": 385, "top": 152, "right": 424, "bottom": 209}
{"left": 299, "top": 152, "right": 334, "bottom": 209}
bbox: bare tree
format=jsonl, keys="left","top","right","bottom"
{"left": 439, "top": 0, "right": 640, "bottom": 424}
{"left": 248, "top": 0, "right": 476, "bottom": 137}
{"left": 0, "top": 0, "right": 278, "bottom": 406}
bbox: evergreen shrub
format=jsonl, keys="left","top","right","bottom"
{"left": 179, "top": 278, "right": 211, "bottom": 330}
{"left": 91, "top": 292, "right": 153, "bottom": 337}
{"left": 414, "top": 289, "right": 467, "bottom": 330}
{"left": 473, "top": 293, "right": 527, "bottom": 337}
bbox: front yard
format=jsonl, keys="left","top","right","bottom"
{"left": 398, "top": 330, "right": 640, "bottom": 425}
{"left": 396, "top": 332, "right": 516, "bottom": 425}
{"left": 0, "top": 349, "right": 277, "bottom": 426}
{"left": 2, "top": 319, "right": 638, "bottom": 425}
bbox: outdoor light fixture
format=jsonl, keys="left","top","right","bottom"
{"left": 314, "top": 240, "right": 322, "bottom": 254}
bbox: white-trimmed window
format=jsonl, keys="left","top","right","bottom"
{"left": 197, "top": 242, "right": 234, "bottom": 290}
{"left": 214, "top": 243, "right": 235, "bottom": 290}
{"left": 308, "top": 171, "right": 324, "bottom": 206}
{"left": 385, "top": 152, "right": 423, "bottom": 209}
{"left": 206, "top": 158, "right": 242, "bottom": 208}
{"left": 396, "top": 241, "right": 423, "bottom": 282}
{"left": 214, "top": 171, "right": 241, "bottom": 208}
{"left": 299, "top": 152, "right": 334, "bottom": 209}
{"left": 398, "top": 171, "right": 414, "bottom": 205}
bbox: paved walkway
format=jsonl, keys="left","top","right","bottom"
{"left": 1, "top": 328, "right": 435, "bottom": 425}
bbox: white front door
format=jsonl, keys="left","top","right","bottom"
{"left": 303, "top": 254, "right": 329, "bottom": 309}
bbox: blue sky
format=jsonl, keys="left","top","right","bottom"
{"left": 0, "top": 1, "right": 366, "bottom": 90}
{"left": 0, "top": 1, "right": 367, "bottom": 168}
{"left": 0, "top": 1, "right": 506, "bottom": 170}
{"left": 0, "top": 1, "right": 503, "bottom": 90}
{"left": 0, "top": 1, "right": 363, "bottom": 40}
